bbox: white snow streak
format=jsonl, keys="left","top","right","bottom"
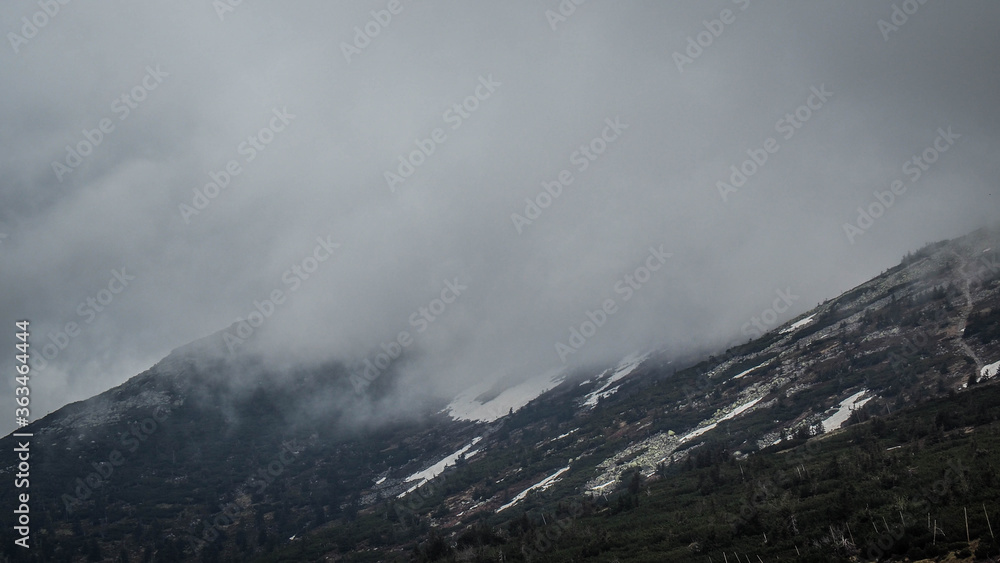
{"left": 780, "top": 315, "right": 815, "bottom": 334}
{"left": 582, "top": 353, "right": 648, "bottom": 407}
{"left": 732, "top": 359, "right": 772, "bottom": 379}
{"left": 496, "top": 466, "right": 571, "bottom": 512}
{"left": 398, "top": 437, "right": 482, "bottom": 497}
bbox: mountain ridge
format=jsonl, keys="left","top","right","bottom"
{"left": 3, "top": 224, "right": 1000, "bottom": 562}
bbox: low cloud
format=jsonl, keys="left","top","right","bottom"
{"left": 1, "top": 1, "right": 998, "bottom": 434}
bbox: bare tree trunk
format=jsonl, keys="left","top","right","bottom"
{"left": 966, "top": 507, "right": 971, "bottom": 545}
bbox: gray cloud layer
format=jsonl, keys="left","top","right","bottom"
{"left": 2, "top": 0, "right": 998, "bottom": 435}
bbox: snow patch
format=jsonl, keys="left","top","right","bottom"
{"left": 719, "top": 395, "right": 764, "bottom": 422}
{"left": 398, "top": 437, "right": 482, "bottom": 497}
{"left": 679, "top": 395, "right": 765, "bottom": 444}
{"left": 780, "top": 315, "right": 815, "bottom": 334}
{"left": 757, "top": 433, "right": 783, "bottom": 450}
{"left": 821, "top": 390, "right": 871, "bottom": 432}
{"left": 556, "top": 428, "right": 579, "bottom": 440}
{"left": 496, "top": 466, "right": 571, "bottom": 512}
{"left": 981, "top": 360, "right": 1000, "bottom": 381}
{"left": 445, "top": 369, "right": 565, "bottom": 423}
{"left": 680, "top": 422, "right": 717, "bottom": 444}
{"left": 733, "top": 359, "right": 772, "bottom": 379}
{"left": 582, "top": 353, "right": 648, "bottom": 407}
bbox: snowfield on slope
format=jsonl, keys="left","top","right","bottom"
{"left": 820, "top": 390, "right": 872, "bottom": 432}
{"left": 398, "top": 437, "right": 482, "bottom": 497}
{"left": 444, "top": 369, "right": 566, "bottom": 423}
{"left": 582, "top": 353, "right": 649, "bottom": 407}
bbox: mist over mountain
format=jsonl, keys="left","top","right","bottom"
{"left": 2, "top": 2, "right": 1000, "bottom": 561}
{"left": 3, "top": 225, "right": 1000, "bottom": 562}
{"left": 2, "top": 2, "right": 999, "bottom": 437}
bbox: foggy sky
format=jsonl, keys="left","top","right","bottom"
{"left": 2, "top": 0, "right": 998, "bottom": 436}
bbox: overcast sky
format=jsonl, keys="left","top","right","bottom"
{"left": 2, "top": 0, "right": 998, "bottom": 436}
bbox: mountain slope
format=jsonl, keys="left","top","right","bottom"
{"left": 2, "top": 225, "right": 1000, "bottom": 562}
